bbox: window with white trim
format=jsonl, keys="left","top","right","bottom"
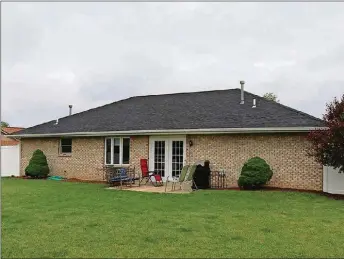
{"left": 105, "top": 137, "right": 130, "bottom": 165}
{"left": 60, "top": 138, "right": 72, "bottom": 154}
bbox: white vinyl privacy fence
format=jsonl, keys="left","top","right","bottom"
{"left": 323, "top": 166, "right": 344, "bottom": 195}
{"left": 1, "top": 145, "right": 20, "bottom": 177}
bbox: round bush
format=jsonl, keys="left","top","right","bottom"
{"left": 25, "top": 149, "right": 50, "bottom": 178}
{"left": 237, "top": 157, "right": 273, "bottom": 190}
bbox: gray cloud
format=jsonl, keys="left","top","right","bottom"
{"left": 307, "top": 45, "right": 344, "bottom": 72}
{"left": 2, "top": 2, "right": 344, "bottom": 127}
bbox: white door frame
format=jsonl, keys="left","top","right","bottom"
{"left": 149, "top": 135, "right": 186, "bottom": 181}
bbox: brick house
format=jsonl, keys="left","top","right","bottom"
{"left": 11, "top": 87, "right": 325, "bottom": 190}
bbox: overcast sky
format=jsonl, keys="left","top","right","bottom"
{"left": 2, "top": 2, "right": 344, "bottom": 128}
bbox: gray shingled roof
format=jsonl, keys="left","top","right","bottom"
{"left": 14, "top": 89, "right": 324, "bottom": 135}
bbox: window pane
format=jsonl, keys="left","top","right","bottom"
{"left": 154, "top": 141, "right": 165, "bottom": 177}
{"left": 105, "top": 139, "right": 111, "bottom": 164}
{"left": 61, "top": 138, "right": 72, "bottom": 146}
{"left": 60, "top": 138, "right": 72, "bottom": 153}
{"left": 61, "top": 145, "right": 72, "bottom": 153}
{"left": 113, "top": 138, "right": 120, "bottom": 164}
{"left": 172, "top": 141, "right": 183, "bottom": 177}
{"left": 122, "top": 138, "right": 130, "bottom": 164}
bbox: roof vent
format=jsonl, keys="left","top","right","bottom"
{"left": 252, "top": 98, "right": 256, "bottom": 108}
{"left": 240, "top": 81, "right": 245, "bottom": 104}
{"left": 69, "top": 105, "right": 73, "bottom": 116}
{"left": 54, "top": 119, "right": 59, "bottom": 125}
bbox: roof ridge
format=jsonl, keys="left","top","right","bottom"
{"left": 244, "top": 90, "right": 323, "bottom": 122}
{"left": 130, "top": 88, "right": 239, "bottom": 99}
{"left": 57, "top": 96, "right": 134, "bottom": 121}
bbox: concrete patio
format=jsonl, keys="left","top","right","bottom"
{"left": 106, "top": 182, "right": 192, "bottom": 194}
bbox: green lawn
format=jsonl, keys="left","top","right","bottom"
{"left": 2, "top": 178, "right": 344, "bottom": 258}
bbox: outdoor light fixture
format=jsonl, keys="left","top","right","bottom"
{"left": 189, "top": 140, "right": 193, "bottom": 147}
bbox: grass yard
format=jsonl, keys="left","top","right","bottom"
{"left": 2, "top": 178, "right": 344, "bottom": 258}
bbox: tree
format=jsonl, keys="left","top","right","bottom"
{"left": 308, "top": 94, "right": 344, "bottom": 172}
{"left": 1, "top": 121, "right": 9, "bottom": 128}
{"left": 25, "top": 149, "right": 50, "bottom": 178}
{"left": 263, "top": 92, "right": 279, "bottom": 103}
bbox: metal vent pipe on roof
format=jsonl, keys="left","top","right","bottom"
{"left": 252, "top": 98, "right": 256, "bottom": 108}
{"left": 240, "top": 81, "right": 245, "bottom": 104}
{"left": 69, "top": 105, "right": 73, "bottom": 116}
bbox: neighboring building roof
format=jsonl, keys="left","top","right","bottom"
{"left": 1, "top": 127, "right": 24, "bottom": 146}
{"left": 12, "top": 89, "right": 324, "bottom": 136}
{"left": 0, "top": 136, "right": 20, "bottom": 146}
{"left": 2, "top": 127, "right": 25, "bottom": 134}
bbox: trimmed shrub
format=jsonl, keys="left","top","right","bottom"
{"left": 237, "top": 157, "right": 273, "bottom": 190}
{"left": 25, "top": 149, "right": 50, "bottom": 178}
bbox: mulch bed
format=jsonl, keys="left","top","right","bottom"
{"left": 319, "top": 192, "right": 344, "bottom": 200}
{"left": 262, "top": 187, "right": 344, "bottom": 200}
{"left": 211, "top": 186, "right": 344, "bottom": 200}
{"left": 212, "top": 186, "right": 321, "bottom": 193}
{"left": 15, "top": 176, "right": 106, "bottom": 184}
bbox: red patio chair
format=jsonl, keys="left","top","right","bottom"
{"left": 140, "top": 159, "right": 164, "bottom": 187}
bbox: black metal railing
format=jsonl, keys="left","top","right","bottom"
{"left": 210, "top": 171, "right": 229, "bottom": 189}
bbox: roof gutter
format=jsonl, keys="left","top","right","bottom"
{"left": 11, "top": 127, "right": 327, "bottom": 138}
